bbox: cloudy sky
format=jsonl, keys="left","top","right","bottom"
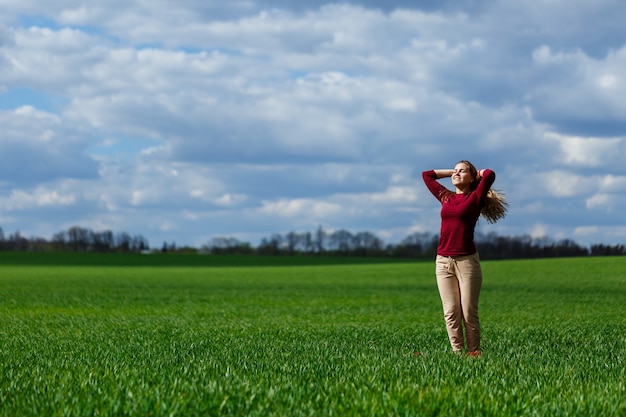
{"left": 1, "top": 0, "right": 626, "bottom": 249}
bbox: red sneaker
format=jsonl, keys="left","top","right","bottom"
{"left": 467, "top": 351, "right": 482, "bottom": 357}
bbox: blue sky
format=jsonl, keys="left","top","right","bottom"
{"left": 1, "top": 0, "right": 626, "bottom": 248}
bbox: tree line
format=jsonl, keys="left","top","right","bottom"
{"left": 0, "top": 225, "right": 624, "bottom": 259}
{"left": 0, "top": 226, "right": 149, "bottom": 253}
{"left": 202, "top": 226, "right": 625, "bottom": 259}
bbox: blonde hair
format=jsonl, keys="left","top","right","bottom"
{"left": 444, "top": 160, "right": 509, "bottom": 224}
{"left": 482, "top": 188, "right": 509, "bottom": 224}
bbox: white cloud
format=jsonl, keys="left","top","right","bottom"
{"left": 586, "top": 187, "right": 626, "bottom": 213}
{"left": 0, "top": 106, "right": 98, "bottom": 182}
{"left": 586, "top": 194, "right": 612, "bottom": 211}
{"left": 529, "top": 224, "right": 549, "bottom": 239}
{"left": 528, "top": 44, "right": 626, "bottom": 131}
{"left": 546, "top": 132, "right": 625, "bottom": 167}
{"left": 1, "top": 0, "right": 626, "bottom": 248}
{"left": 2, "top": 187, "right": 76, "bottom": 210}
{"left": 600, "top": 174, "right": 626, "bottom": 191}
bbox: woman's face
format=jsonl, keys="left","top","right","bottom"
{"left": 451, "top": 162, "right": 475, "bottom": 192}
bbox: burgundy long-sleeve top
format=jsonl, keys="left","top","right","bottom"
{"left": 422, "top": 169, "right": 496, "bottom": 257}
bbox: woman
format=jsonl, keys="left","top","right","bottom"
{"left": 422, "top": 160, "right": 507, "bottom": 356}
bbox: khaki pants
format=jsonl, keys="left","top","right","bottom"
{"left": 435, "top": 253, "right": 483, "bottom": 353}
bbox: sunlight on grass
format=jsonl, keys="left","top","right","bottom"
{"left": 0, "top": 256, "right": 624, "bottom": 415}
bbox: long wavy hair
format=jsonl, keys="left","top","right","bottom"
{"left": 440, "top": 160, "right": 509, "bottom": 224}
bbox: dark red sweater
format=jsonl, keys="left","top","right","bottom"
{"left": 422, "top": 169, "right": 496, "bottom": 257}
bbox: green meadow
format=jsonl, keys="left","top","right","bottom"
{"left": 0, "top": 253, "right": 624, "bottom": 416}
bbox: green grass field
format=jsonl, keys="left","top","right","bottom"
{"left": 0, "top": 254, "right": 624, "bottom": 416}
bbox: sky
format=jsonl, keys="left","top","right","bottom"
{"left": 1, "top": 0, "right": 626, "bottom": 249}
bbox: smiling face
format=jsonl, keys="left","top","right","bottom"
{"left": 451, "top": 162, "right": 475, "bottom": 193}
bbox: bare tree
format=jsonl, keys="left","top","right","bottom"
{"left": 314, "top": 225, "right": 326, "bottom": 254}
{"left": 282, "top": 232, "right": 296, "bottom": 254}
{"left": 329, "top": 229, "right": 353, "bottom": 253}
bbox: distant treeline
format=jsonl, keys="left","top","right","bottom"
{"left": 202, "top": 227, "right": 624, "bottom": 260}
{"left": 0, "top": 227, "right": 149, "bottom": 253}
{"left": 1, "top": 225, "right": 624, "bottom": 259}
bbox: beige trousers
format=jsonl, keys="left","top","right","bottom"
{"left": 435, "top": 253, "right": 483, "bottom": 353}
